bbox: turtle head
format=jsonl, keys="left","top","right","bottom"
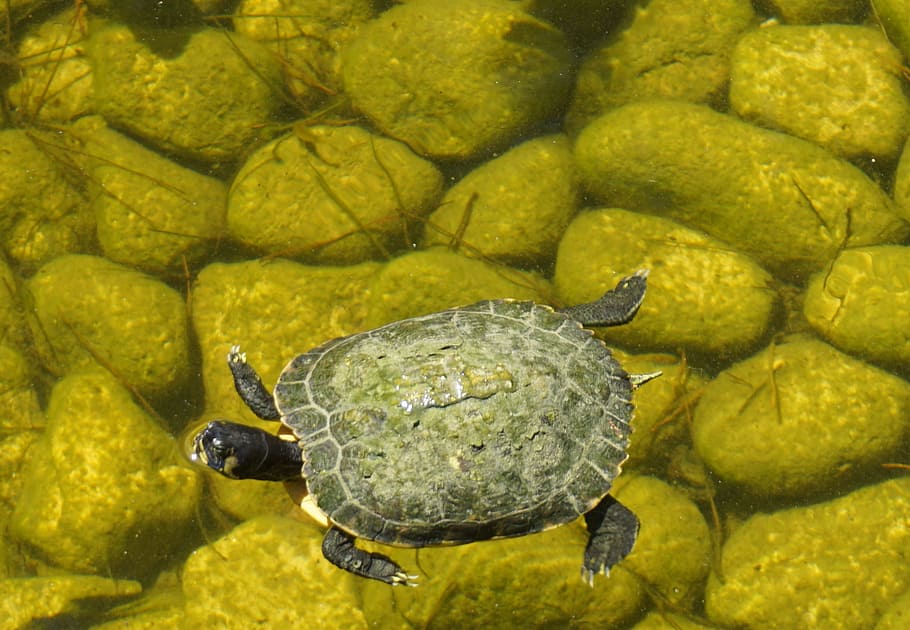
{"left": 189, "top": 420, "right": 303, "bottom": 482}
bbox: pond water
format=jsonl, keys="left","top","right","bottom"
{"left": 1, "top": 0, "right": 909, "bottom": 628}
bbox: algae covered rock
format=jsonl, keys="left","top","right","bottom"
{"left": 26, "top": 255, "right": 191, "bottom": 402}
{"left": 6, "top": 6, "right": 94, "bottom": 123}
{"left": 183, "top": 515, "right": 366, "bottom": 629}
{"left": 0, "top": 255, "right": 30, "bottom": 351}
{"left": 0, "top": 429, "right": 40, "bottom": 518}
{"left": 762, "top": 0, "right": 865, "bottom": 24}
{"left": 692, "top": 336, "right": 910, "bottom": 498}
{"left": 88, "top": 24, "right": 281, "bottom": 162}
{"left": 422, "top": 134, "right": 578, "bottom": 267}
{"left": 573, "top": 100, "right": 909, "bottom": 281}
{"left": 364, "top": 248, "right": 546, "bottom": 327}
{"left": 874, "top": 0, "right": 910, "bottom": 61}
{"left": 0, "top": 345, "right": 43, "bottom": 432}
{"left": 730, "top": 25, "right": 910, "bottom": 161}
{"left": 228, "top": 125, "right": 442, "bottom": 263}
{"left": 0, "top": 129, "right": 94, "bottom": 272}
{"left": 363, "top": 522, "right": 644, "bottom": 628}
{"left": 566, "top": 0, "right": 754, "bottom": 133}
{"left": 620, "top": 351, "right": 707, "bottom": 472}
{"left": 892, "top": 135, "right": 910, "bottom": 219}
{"left": 804, "top": 246, "right": 910, "bottom": 370}
{"left": 70, "top": 116, "right": 227, "bottom": 276}
{"left": 0, "top": 575, "right": 142, "bottom": 629}
{"left": 11, "top": 369, "right": 200, "bottom": 576}
{"left": 342, "top": 0, "right": 571, "bottom": 159}
{"left": 706, "top": 478, "right": 910, "bottom": 629}
{"left": 633, "top": 611, "right": 717, "bottom": 630}
{"left": 233, "top": 0, "right": 372, "bottom": 108}
{"left": 877, "top": 589, "right": 910, "bottom": 630}
{"left": 554, "top": 208, "right": 777, "bottom": 358}
{"left": 612, "top": 475, "right": 711, "bottom": 609}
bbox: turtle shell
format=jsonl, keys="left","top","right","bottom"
{"left": 272, "top": 298, "right": 633, "bottom": 547}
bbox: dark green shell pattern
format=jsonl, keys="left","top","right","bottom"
{"left": 273, "top": 299, "right": 633, "bottom": 547}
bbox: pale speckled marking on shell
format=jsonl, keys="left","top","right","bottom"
{"left": 272, "top": 299, "right": 633, "bottom": 547}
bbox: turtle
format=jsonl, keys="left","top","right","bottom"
{"left": 190, "top": 270, "right": 659, "bottom": 586}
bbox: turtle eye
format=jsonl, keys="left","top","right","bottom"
{"left": 209, "top": 437, "right": 232, "bottom": 459}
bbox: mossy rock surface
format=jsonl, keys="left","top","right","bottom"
{"left": 228, "top": 125, "right": 442, "bottom": 264}
{"left": 573, "top": 100, "right": 909, "bottom": 281}
{"left": 555, "top": 208, "right": 777, "bottom": 358}
{"left": 422, "top": 134, "right": 578, "bottom": 267}
{"left": 730, "top": 25, "right": 910, "bottom": 161}
{"left": 11, "top": 369, "right": 200, "bottom": 576}
{"left": 342, "top": 0, "right": 571, "bottom": 159}
{"left": 183, "top": 515, "right": 366, "bottom": 629}
{"left": 362, "top": 474, "right": 709, "bottom": 628}
{"left": 567, "top": 0, "right": 754, "bottom": 133}
{"left": 89, "top": 24, "right": 281, "bottom": 162}
{"left": 26, "top": 254, "right": 191, "bottom": 403}
{"left": 804, "top": 245, "right": 910, "bottom": 370}
{"left": 0, "top": 575, "right": 142, "bottom": 629}
{"left": 706, "top": 478, "right": 910, "bottom": 628}
{"left": 0, "top": 130, "right": 94, "bottom": 272}
{"left": 71, "top": 116, "right": 227, "bottom": 276}
{"left": 692, "top": 335, "right": 910, "bottom": 498}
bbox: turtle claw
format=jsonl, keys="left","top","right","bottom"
{"left": 580, "top": 564, "right": 609, "bottom": 588}
{"left": 391, "top": 572, "right": 420, "bottom": 587}
{"left": 228, "top": 345, "right": 246, "bottom": 364}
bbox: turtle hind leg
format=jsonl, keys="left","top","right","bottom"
{"left": 581, "top": 495, "right": 639, "bottom": 586}
{"left": 321, "top": 527, "right": 416, "bottom": 586}
{"left": 560, "top": 269, "right": 649, "bottom": 328}
{"left": 227, "top": 345, "right": 280, "bottom": 420}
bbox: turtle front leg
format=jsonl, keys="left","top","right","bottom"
{"left": 559, "top": 269, "right": 649, "bottom": 327}
{"left": 321, "top": 527, "right": 416, "bottom": 586}
{"left": 227, "top": 345, "right": 280, "bottom": 420}
{"left": 581, "top": 495, "right": 639, "bottom": 586}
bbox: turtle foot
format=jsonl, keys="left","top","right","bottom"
{"left": 581, "top": 495, "right": 638, "bottom": 587}
{"left": 322, "top": 527, "right": 418, "bottom": 586}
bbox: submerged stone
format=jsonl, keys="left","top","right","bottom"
{"left": 228, "top": 125, "right": 442, "bottom": 264}
{"left": 0, "top": 575, "right": 141, "bottom": 629}
{"left": 6, "top": 6, "right": 94, "bottom": 123}
{"left": 730, "top": 25, "right": 910, "bottom": 161}
{"left": 363, "top": 474, "right": 709, "bottom": 628}
{"left": 877, "top": 588, "right": 910, "bottom": 630}
{"left": 11, "top": 369, "right": 200, "bottom": 576}
{"left": 233, "top": 0, "right": 372, "bottom": 108}
{"left": 761, "top": 0, "right": 865, "bottom": 24}
{"left": 364, "top": 248, "right": 545, "bottom": 328}
{"left": 804, "top": 245, "right": 910, "bottom": 370}
{"left": 422, "top": 135, "right": 578, "bottom": 267}
{"left": 342, "top": 0, "right": 571, "bottom": 159}
{"left": 554, "top": 208, "right": 777, "bottom": 358}
{"left": 0, "top": 130, "right": 94, "bottom": 272}
{"left": 0, "top": 255, "right": 31, "bottom": 352}
{"left": 70, "top": 116, "right": 227, "bottom": 277}
{"left": 573, "top": 100, "right": 909, "bottom": 281}
{"left": 692, "top": 335, "right": 910, "bottom": 498}
{"left": 26, "top": 254, "right": 191, "bottom": 403}
{"left": 183, "top": 516, "right": 366, "bottom": 628}
{"left": 705, "top": 478, "right": 910, "bottom": 628}
{"left": 89, "top": 24, "right": 281, "bottom": 163}
{"left": 566, "top": 0, "right": 754, "bottom": 133}
{"left": 0, "top": 345, "right": 43, "bottom": 433}
{"left": 874, "top": 0, "right": 910, "bottom": 61}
